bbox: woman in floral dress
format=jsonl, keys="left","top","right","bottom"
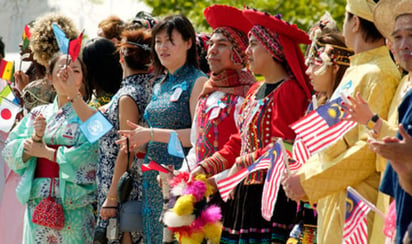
{"left": 96, "top": 28, "right": 153, "bottom": 244}
{"left": 2, "top": 53, "right": 97, "bottom": 243}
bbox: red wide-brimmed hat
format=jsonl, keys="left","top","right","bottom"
{"left": 243, "top": 8, "right": 310, "bottom": 45}
{"left": 243, "top": 8, "right": 313, "bottom": 100}
{"left": 204, "top": 4, "right": 252, "bottom": 35}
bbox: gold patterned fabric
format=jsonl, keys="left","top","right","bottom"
{"left": 298, "top": 46, "right": 401, "bottom": 244}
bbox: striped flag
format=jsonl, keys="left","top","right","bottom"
{"left": 261, "top": 142, "right": 284, "bottom": 220}
{"left": 292, "top": 137, "right": 310, "bottom": 167}
{"left": 290, "top": 97, "right": 356, "bottom": 154}
{"left": 342, "top": 187, "right": 371, "bottom": 244}
{"left": 217, "top": 149, "right": 273, "bottom": 201}
{"left": 0, "top": 59, "right": 14, "bottom": 81}
{"left": 0, "top": 97, "right": 22, "bottom": 132}
{"left": 22, "top": 24, "right": 31, "bottom": 50}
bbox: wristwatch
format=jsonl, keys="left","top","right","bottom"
{"left": 366, "top": 114, "right": 379, "bottom": 130}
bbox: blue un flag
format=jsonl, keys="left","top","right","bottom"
{"left": 80, "top": 111, "right": 113, "bottom": 143}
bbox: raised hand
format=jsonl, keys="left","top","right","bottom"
{"left": 14, "top": 70, "right": 30, "bottom": 91}
{"left": 342, "top": 92, "right": 374, "bottom": 125}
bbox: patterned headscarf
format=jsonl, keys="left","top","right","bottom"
{"left": 213, "top": 27, "right": 248, "bottom": 66}
{"left": 249, "top": 25, "right": 286, "bottom": 63}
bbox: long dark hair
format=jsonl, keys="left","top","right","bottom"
{"left": 151, "top": 15, "right": 198, "bottom": 77}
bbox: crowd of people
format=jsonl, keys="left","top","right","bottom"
{"left": 1, "top": 0, "right": 412, "bottom": 243}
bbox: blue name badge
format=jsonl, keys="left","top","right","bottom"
{"left": 80, "top": 111, "right": 113, "bottom": 143}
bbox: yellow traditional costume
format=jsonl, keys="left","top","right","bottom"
{"left": 299, "top": 43, "right": 400, "bottom": 243}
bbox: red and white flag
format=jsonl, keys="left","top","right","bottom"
{"left": 0, "top": 98, "right": 21, "bottom": 132}
{"left": 217, "top": 152, "right": 272, "bottom": 202}
{"left": 261, "top": 142, "right": 284, "bottom": 220}
{"left": 290, "top": 97, "right": 356, "bottom": 154}
{"left": 343, "top": 187, "right": 372, "bottom": 244}
{"left": 292, "top": 137, "right": 310, "bottom": 166}
{"left": 141, "top": 160, "right": 170, "bottom": 174}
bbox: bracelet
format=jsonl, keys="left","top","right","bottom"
{"left": 31, "top": 135, "right": 42, "bottom": 143}
{"left": 150, "top": 127, "right": 154, "bottom": 141}
{"left": 199, "top": 164, "right": 208, "bottom": 175}
{"left": 67, "top": 93, "right": 82, "bottom": 103}
{"left": 107, "top": 196, "right": 117, "bottom": 202}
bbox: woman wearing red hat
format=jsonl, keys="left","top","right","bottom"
{"left": 192, "top": 8, "right": 313, "bottom": 244}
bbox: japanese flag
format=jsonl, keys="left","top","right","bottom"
{"left": 0, "top": 98, "right": 21, "bottom": 132}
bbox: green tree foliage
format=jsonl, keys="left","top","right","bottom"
{"left": 144, "top": 0, "right": 346, "bottom": 33}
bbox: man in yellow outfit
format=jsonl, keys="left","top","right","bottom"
{"left": 282, "top": 0, "right": 401, "bottom": 243}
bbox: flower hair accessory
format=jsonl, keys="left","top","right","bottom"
{"left": 163, "top": 172, "right": 222, "bottom": 243}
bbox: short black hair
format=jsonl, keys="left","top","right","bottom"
{"left": 347, "top": 12, "right": 383, "bottom": 43}
{"left": 0, "top": 37, "right": 5, "bottom": 58}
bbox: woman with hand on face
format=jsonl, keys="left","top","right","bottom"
{"left": 2, "top": 53, "right": 98, "bottom": 243}
{"left": 190, "top": 8, "right": 313, "bottom": 244}
{"left": 118, "top": 15, "right": 207, "bottom": 243}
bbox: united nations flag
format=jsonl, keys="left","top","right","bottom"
{"left": 80, "top": 111, "right": 113, "bottom": 143}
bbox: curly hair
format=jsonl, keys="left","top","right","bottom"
{"left": 29, "top": 13, "right": 79, "bottom": 67}
{"left": 98, "top": 15, "right": 125, "bottom": 41}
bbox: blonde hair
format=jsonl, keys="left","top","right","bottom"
{"left": 30, "top": 13, "right": 79, "bottom": 67}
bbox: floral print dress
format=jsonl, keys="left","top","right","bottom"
{"left": 3, "top": 99, "right": 98, "bottom": 243}
{"left": 96, "top": 73, "right": 152, "bottom": 243}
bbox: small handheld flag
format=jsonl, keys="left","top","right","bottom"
{"left": 79, "top": 111, "right": 113, "bottom": 143}
{"left": 0, "top": 60, "right": 14, "bottom": 81}
{"left": 68, "top": 31, "right": 83, "bottom": 63}
{"left": 0, "top": 84, "right": 19, "bottom": 105}
{"left": 52, "top": 23, "right": 69, "bottom": 54}
{"left": 217, "top": 144, "right": 281, "bottom": 202}
{"left": 343, "top": 187, "right": 373, "bottom": 244}
{"left": 261, "top": 142, "right": 285, "bottom": 220}
{"left": 290, "top": 97, "right": 357, "bottom": 154}
{"left": 22, "top": 24, "right": 31, "bottom": 51}
{"left": 141, "top": 159, "right": 171, "bottom": 174}
{"left": 168, "top": 131, "right": 185, "bottom": 158}
{"left": 0, "top": 98, "right": 22, "bottom": 132}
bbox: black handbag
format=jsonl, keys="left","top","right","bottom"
{"left": 117, "top": 138, "right": 133, "bottom": 203}
{"left": 116, "top": 138, "right": 143, "bottom": 233}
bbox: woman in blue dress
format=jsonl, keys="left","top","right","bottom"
{"left": 118, "top": 15, "right": 208, "bottom": 244}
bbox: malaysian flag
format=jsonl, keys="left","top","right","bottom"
{"left": 261, "top": 142, "right": 284, "bottom": 220}
{"left": 292, "top": 137, "right": 310, "bottom": 166}
{"left": 216, "top": 146, "right": 274, "bottom": 201}
{"left": 343, "top": 187, "right": 371, "bottom": 244}
{"left": 290, "top": 97, "right": 356, "bottom": 154}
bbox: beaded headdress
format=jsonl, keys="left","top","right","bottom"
{"left": 305, "top": 12, "right": 354, "bottom": 76}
